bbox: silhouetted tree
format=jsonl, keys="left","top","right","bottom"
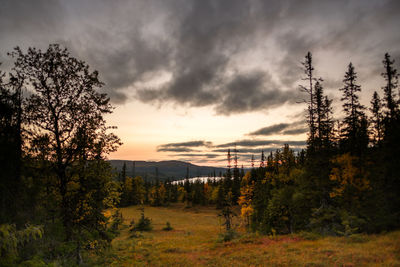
{"left": 370, "top": 91, "right": 383, "bottom": 144}
{"left": 0, "top": 66, "right": 23, "bottom": 223}
{"left": 299, "top": 52, "right": 321, "bottom": 145}
{"left": 9, "top": 44, "right": 121, "bottom": 246}
{"left": 314, "top": 81, "right": 334, "bottom": 149}
{"left": 381, "top": 53, "right": 398, "bottom": 119}
{"left": 339, "top": 63, "right": 368, "bottom": 154}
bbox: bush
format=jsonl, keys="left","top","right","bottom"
{"left": 298, "top": 231, "right": 322, "bottom": 241}
{"left": 0, "top": 224, "right": 43, "bottom": 265}
{"left": 109, "top": 209, "right": 123, "bottom": 235}
{"left": 130, "top": 208, "right": 152, "bottom": 232}
{"left": 162, "top": 222, "right": 173, "bottom": 231}
{"left": 347, "top": 233, "right": 370, "bottom": 243}
{"left": 218, "top": 229, "right": 238, "bottom": 242}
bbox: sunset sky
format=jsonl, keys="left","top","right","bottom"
{"left": 1, "top": 0, "right": 399, "bottom": 167}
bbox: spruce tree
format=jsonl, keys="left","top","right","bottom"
{"left": 321, "top": 96, "right": 334, "bottom": 147}
{"left": 370, "top": 91, "right": 383, "bottom": 144}
{"left": 313, "top": 81, "right": 334, "bottom": 150}
{"left": 299, "top": 52, "right": 321, "bottom": 146}
{"left": 381, "top": 53, "right": 398, "bottom": 119}
{"left": 380, "top": 53, "right": 400, "bottom": 226}
{"left": 339, "top": 63, "right": 368, "bottom": 154}
{"left": 0, "top": 67, "right": 23, "bottom": 223}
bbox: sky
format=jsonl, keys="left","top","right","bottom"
{"left": 1, "top": 0, "right": 400, "bottom": 167}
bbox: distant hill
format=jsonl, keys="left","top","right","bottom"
{"left": 108, "top": 160, "right": 227, "bottom": 181}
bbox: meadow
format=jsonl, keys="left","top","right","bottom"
{"left": 105, "top": 204, "right": 400, "bottom": 266}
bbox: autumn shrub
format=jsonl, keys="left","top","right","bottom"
{"left": 298, "top": 231, "right": 322, "bottom": 240}
{"left": 131, "top": 208, "right": 152, "bottom": 232}
{"left": 0, "top": 224, "right": 44, "bottom": 266}
{"left": 162, "top": 222, "right": 173, "bottom": 231}
{"left": 218, "top": 229, "right": 239, "bottom": 242}
{"left": 109, "top": 209, "right": 123, "bottom": 235}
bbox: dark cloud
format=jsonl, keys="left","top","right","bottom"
{"left": 282, "top": 128, "right": 308, "bottom": 135}
{"left": 215, "top": 72, "right": 301, "bottom": 115}
{"left": 248, "top": 120, "right": 307, "bottom": 136}
{"left": 173, "top": 153, "right": 220, "bottom": 159}
{"left": 216, "top": 139, "right": 306, "bottom": 148}
{"left": 249, "top": 123, "right": 290, "bottom": 136}
{"left": 0, "top": 0, "right": 65, "bottom": 41}
{"left": 213, "top": 148, "right": 276, "bottom": 154}
{"left": 212, "top": 147, "right": 304, "bottom": 154}
{"left": 137, "top": 0, "right": 259, "bottom": 111}
{"left": 2, "top": 0, "right": 400, "bottom": 113}
{"left": 159, "top": 140, "right": 212, "bottom": 148}
{"left": 157, "top": 140, "right": 212, "bottom": 152}
{"left": 157, "top": 147, "right": 195, "bottom": 153}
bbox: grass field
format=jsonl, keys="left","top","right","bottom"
{"left": 107, "top": 204, "right": 400, "bottom": 266}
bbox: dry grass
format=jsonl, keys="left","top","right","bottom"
{"left": 107, "top": 204, "right": 400, "bottom": 266}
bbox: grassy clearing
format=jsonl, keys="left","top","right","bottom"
{"left": 108, "top": 204, "right": 400, "bottom": 266}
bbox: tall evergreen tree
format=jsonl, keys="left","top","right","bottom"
{"left": 315, "top": 81, "right": 324, "bottom": 143}
{"left": 380, "top": 53, "right": 400, "bottom": 227}
{"left": 339, "top": 63, "right": 368, "bottom": 154}
{"left": 0, "top": 67, "right": 23, "bottom": 223}
{"left": 322, "top": 96, "right": 335, "bottom": 147}
{"left": 381, "top": 53, "right": 398, "bottom": 119}
{"left": 260, "top": 150, "right": 265, "bottom": 168}
{"left": 313, "top": 81, "right": 334, "bottom": 149}
{"left": 299, "top": 52, "right": 321, "bottom": 145}
{"left": 370, "top": 91, "right": 383, "bottom": 144}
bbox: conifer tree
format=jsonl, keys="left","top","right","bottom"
{"left": 380, "top": 53, "right": 400, "bottom": 225}
{"left": 0, "top": 67, "right": 23, "bottom": 223}
{"left": 314, "top": 80, "right": 333, "bottom": 150}
{"left": 313, "top": 81, "right": 334, "bottom": 149}
{"left": 381, "top": 53, "right": 398, "bottom": 119}
{"left": 299, "top": 52, "right": 321, "bottom": 145}
{"left": 322, "top": 96, "right": 334, "bottom": 147}
{"left": 339, "top": 63, "right": 368, "bottom": 154}
{"left": 260, "top": 150, "right": 265, "bottom": 168}
{"left": 315, "top": 81, "right": 324, "bottom": 142}
{"left": 370, "top": 91, "right": 383, "bottom": 144}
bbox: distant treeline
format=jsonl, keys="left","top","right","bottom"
{"left": 119, "top": 52, "right": 400, "bottom": 235}
{"left": 109, "top": 159, "right": 227, "bottom": 181}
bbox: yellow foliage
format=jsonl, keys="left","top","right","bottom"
{"left": 265, "top": 172, "right": 276, "bottom": 185}
{"left": 158, "top": 184, "right": 166, "bottom": 201}
{"left": 241, "top": 171, "right": 252, "bottom": 186}
{"left": 177, "top": 186, "right": 186, "bottom": 202}
{"left": 203, "top": 183, "right": 212, "bottom": 203}
{"left": 240, "top": 205, "right": 254, "bottom": 218}
{"left": 329, "top": 153, "right": 370, "bottom": 198}
{"left": 238, "top": 181, "right": 254, "bottom": 227}
{"left": 103, "top": 209, "right": 112, "bottom": 219}
{"left": 210, "top": 186, "right": 220, "bottom": 203}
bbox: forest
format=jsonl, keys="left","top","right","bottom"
{"left": 1, "top": 45, "right": 399, "bottom": 266}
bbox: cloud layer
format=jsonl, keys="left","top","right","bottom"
{"left": 157, "top": 138, "right": 306, "bottom": 166}
{"left": 2, "top": 0, "right": 400, "bottom": 115}
{"left": 157, "top": 140, "right": 212, "bottom": 152}
{"left": 248, "top": 120, "right": 308, "bottom": 136}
